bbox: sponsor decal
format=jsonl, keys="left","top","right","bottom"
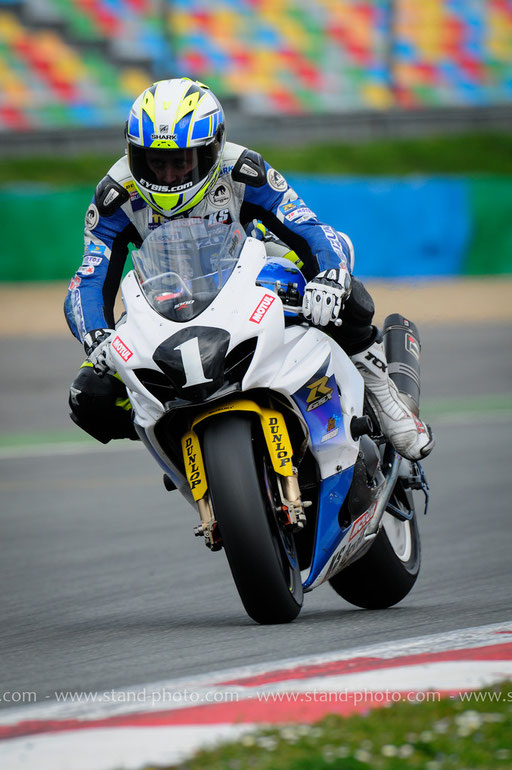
{"left": 68, "top": 275, "right": 81, "bottom": 291}
{"left": 325, "top": 545, "right": 348, "bottom": 580}
{"left": 72, "top": 289, "right": 86, "bottom": 337}
{"left": 77, "top": 265, "right": 95, "bottom": 276}
{"left": 112, "top": 336, "right": 133, "bottom": 362}
{"left": 184, "top": 435, "right": 205, "bottom": 493}
{"left": 85, "top": 203, "right": 99, "bottom": 230}
{"left": 131, "top": 195, "right": 145, "bottom": 213}
{"left": 174, "top": 300, "right": 195, "bottom": 311}
{"left": 413, "top": 415, "right": 426, "bottom": 435}
{"left": 239, "top": 163, "right": 258, "bottom": 177}
{"left": 103, "top": 188, "right": 119, "bottom": 207}
{"left": 266, "top": 416, "right": 292, "bottom": 468}
{"left": 320, "top": 225, "right": 347, "bottom": 267}
{"left": 406, "top": 333, "right": 421, "bottom": 361}
{"left": 207, "top": 208, "right": 230, "bottom": 225}
{"left": 141, "top": 178, "right": 192, "bottom": 193}
{"left": 328, "top": 415, "right": 342, "bottom": 432}
{"left": 159, "top": 124, "right": 169, "bottom": 132}
{"left": 250, "top": 293, "right": 275, "bottom": 324}
{"left": 306, "top": 375, "right": 333, "bottom": 411}
{"left": 276, "top": 189, "right": 300, "bottom": 223}
{"left": 208, "top": 183, "right": 231, "bottom": 206}
{"left": 267, "top": 167, "right": 287, "bottom": 192}
{"left": 228, "top": 229, "right": 242, "bottom": 256}
{"left": 123, "top": 180, "right": 137, "bottom": 195}
{"left": 321, "top": 428, "right": 339, "bottom": 442}
{"left": 85, "top": 243, "right": 106, "bottom": 255}
{"left": 286, "top": 207, "right": 315, "bottom": 222}
{"left": 349, "top": 507, "right": 375, "bottom": 542}
{"left": 219, "top": 164, "right": 234, "bottom": 176}
{"left": 83, "top": 255, "right": 103, "bottom": 266}
{"left": 148, "top": 211, "right": 168, "bottom": 230}
{"left": 151, "top": 133, "right": 178, "bottom": 140}
{"left": 364, "top": 350, "right": 387, "bottom": 372}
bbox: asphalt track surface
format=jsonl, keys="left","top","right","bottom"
{"left": 0, "top": 323, "right": 511, "bottom": 711}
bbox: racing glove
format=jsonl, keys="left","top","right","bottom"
{"left": 302, "top": 268, "right": 352, "bottom": 327}
{"left": 83, "top": 328, "right": 116, "bottom": 377}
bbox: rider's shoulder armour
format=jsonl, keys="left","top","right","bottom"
{"left": 94, "top": 175, "right": 130, "bottom": 217}
{"left": 232, "top": 149, "right": 267, "bottom": 187}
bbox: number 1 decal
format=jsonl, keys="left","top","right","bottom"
{"left": 173, "top": 337, "right": 213, "bottom": 387}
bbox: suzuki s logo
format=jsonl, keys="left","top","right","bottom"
{"left": 250, "top": 294, "right": 275, "bottom": 324}
{"left": 112, "top": 336, "right": 133, "bottom": 362}
{"left": 306, "top": 376, "right": 333, "bottom": 411}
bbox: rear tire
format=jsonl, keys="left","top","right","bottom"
{"left": 329, "top": 481, "right": 421, "bottom": 609}
{"left": 202, "top": 414, "right": 303, "bottom": 624}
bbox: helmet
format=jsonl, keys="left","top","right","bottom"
{"left": 125, "top": 78, "right": 225, "bottom": 218}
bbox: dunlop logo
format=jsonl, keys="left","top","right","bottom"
{"left": 267, "top": 416, "right": 291, "bottom": 468}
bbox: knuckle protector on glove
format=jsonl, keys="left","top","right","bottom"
{"left": 303, "top": 268, "right": 350, "bottom": 326}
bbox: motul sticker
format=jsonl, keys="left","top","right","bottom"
{"left": 112, "top": 336, "right": 133, "bottom": 361}
{"left": 250, "top": 294, "right": 275, "bottom": 324}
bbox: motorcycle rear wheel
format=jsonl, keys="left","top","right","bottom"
{"left": 329, "top": 482, "right": 421, "bottom": 609}
{"left": 202, "top": 413, "right": 303, "bottom": 624}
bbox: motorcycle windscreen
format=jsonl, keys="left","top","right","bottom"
{"left": 132, "top": 219, "right": 246, "bottom": 322}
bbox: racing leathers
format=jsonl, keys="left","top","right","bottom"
{"left": 65, "top": 141, "right": 433, "bottom": 460}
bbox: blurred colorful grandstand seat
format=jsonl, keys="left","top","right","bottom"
{"left": 169, "top": 0, "right": 512, "bottom": 115}
{"left": 0, "top": 0, "right": 511, "bottom": 131}
{"left": 0, "top": 0, "right": 168, "bottom": 131}
{"left": 392, "top": 0, "right": 512, "bottom": 107}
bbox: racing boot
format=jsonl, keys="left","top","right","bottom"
{"left": 351, "top": 338, "right": 434, "bottom": 461}
{"left": 69, "top": 364, "right": 138, "bottom": 444}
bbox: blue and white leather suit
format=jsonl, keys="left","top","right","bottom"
{"left": 65, "top": 142, "right": 354, "bottom": 341}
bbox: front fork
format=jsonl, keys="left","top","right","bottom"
{"left": 181, "top": 399, "right": 308, "bottom": 550}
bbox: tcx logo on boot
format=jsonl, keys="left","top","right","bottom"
{"left": 112, "top": 336, "right": 133, "bottom": 361}
{"left": 365, "top": 351, "right": 387, "bottom": 372}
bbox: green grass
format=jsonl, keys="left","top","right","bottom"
{"left": 1, "top": 133, "right": 512, "bottom": 186}
{"left": 260, "top": 133, "right": 512, "bottom": 177}
{"left": 147, "top": 684, "right": 511, "bottom": 770}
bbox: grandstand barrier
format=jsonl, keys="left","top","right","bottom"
{"left": 0, "top": 176, "right": 511, "bottom": 282}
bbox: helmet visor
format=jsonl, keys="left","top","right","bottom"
{"left": 129, "top": 128, "right": 224, "bottom": 195}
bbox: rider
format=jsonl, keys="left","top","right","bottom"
{"left": 65, "top": 77, "right": 434, "bottom": 462}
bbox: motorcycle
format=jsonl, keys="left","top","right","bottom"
{"left": 109, "top": 217, "right": 429, "bottom": 624}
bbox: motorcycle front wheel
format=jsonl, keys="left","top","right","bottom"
{"left": 329, "top": 479, "right": 421, "bottom": 609}
{"left": 202, "top": 413, "right": 303, "bottom": 624}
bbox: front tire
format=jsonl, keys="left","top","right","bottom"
{"left": 202, "top": 414, "right": 303, "bottom": 624}
{"left": 329, "top": 481, "right": 421, "bottom": 609}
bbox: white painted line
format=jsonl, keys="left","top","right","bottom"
{"left": 0, "top": 620, "right": 510, "bottom": 725}
{"left": 0, "top": 725, "right": 252, "bottom": 770}
{"left": 0, "top": 441, "right": 144, "bottom": 461}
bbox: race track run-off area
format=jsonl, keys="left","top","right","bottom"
{"left": 0, "top": 623, "right": 511, "bottom": 769}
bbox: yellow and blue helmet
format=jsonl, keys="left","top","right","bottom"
{"left": 126, "top": 78, "right": 225, "bottom": 218}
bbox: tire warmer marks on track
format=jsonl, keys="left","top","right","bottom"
{"left": 0, "top": 622, "right": 511, "bottom": 770}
